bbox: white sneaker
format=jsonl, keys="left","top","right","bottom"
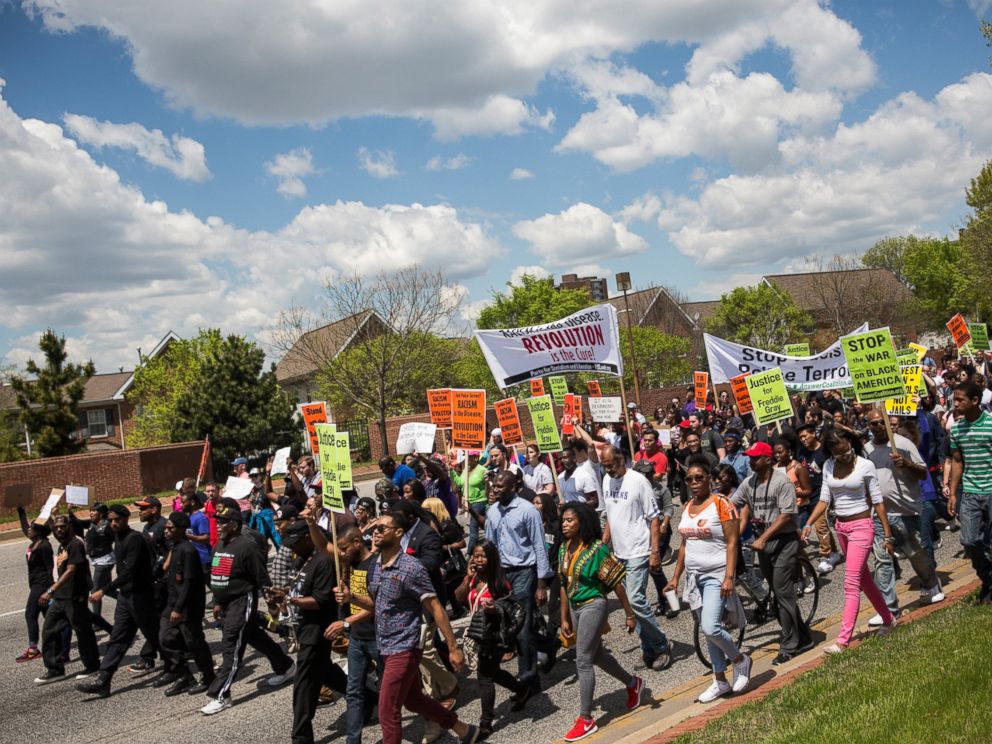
{"left": 927, "top": 582, "right": 945, "bottom": 604}
{"left": 823, "top": 643, "right": 846, "bottom": 655}
{"left": 876, "top": 615, "right": 898, "bottom": 637}
{"left": 697, "top": 679, "right": 731, "bottom": 703}
{"left": 267, "top": 661, "right": 296, "bottom": 687}
{"left": 816, "top": 559, "right": 834, "bottom": 575}
{"left": 731, "top": 654, "right": 752, "bottom": 693}
{"left": 867, "top": 613, "right": 884, "bottom": 627}
{"left": 200, "top": 697, "right": 232, "bottom": 715}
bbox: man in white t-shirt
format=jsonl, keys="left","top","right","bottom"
{"left": 600, "top": 446, "right": 671, "bottom": 671}
{"left": 557, "top": 447, "right": 599, "bottom": 507}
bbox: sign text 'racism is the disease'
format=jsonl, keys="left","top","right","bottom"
{"left": 450, "top": 389, "right": 486, "bottom": 450}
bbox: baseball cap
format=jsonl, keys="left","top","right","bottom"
{"left": 134, "top": 496, "right": 161, "bottom": 508}
{"left": 743, "top": 442, "right": 774, "bottom": 458}
{"left": 627, "top": 402, "right": 638, "bottom": 409}
{"left": 491, "top": 427, "right": 502, "bottom": 437}
{"left": 249, "top": 467, "right": 262, "bottom": 476}
{"left": 175, "top": 480, "right": 184, "bottom": 491}
{"left": 678, "top": 420, "right": 692, "bottom": 429}
{"left": 276, "top": 504, "right": 299, "bottom": 521}
{"left": 231, "top": 457, "right": 248, "bottom": 466}
{"left": 214, "top": 505, "right": 243, "bottom": 523}
{"left": 108, "top": 504, "right": 130, "bottom": 520}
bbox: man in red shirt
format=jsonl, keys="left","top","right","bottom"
{"left": 634, "top": 429, "right": 669, "bottom": 480}
{"left": 202, "top": 481, "right": 221, "bottom": 547}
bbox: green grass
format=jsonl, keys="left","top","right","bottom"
{"left": 672, "top": 595, "right": 992, "bottom": 744}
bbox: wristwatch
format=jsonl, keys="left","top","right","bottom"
{"left": 342, "top": 620, "right": 351, "bottom": 632}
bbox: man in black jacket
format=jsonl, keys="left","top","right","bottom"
{"left": 133, "top": 495, "right": 169, "bottom": 674}
{"left": 77, "top": 504, "right": 162, "bottom": 697}
{"left": 153, "top": 511, "right": 215, "bottom": 696}
{"left": 201, "top": 504, "right": 295, "bottom": 715}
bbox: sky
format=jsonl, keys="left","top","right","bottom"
{"left": 1, "top": 0, "right": 991, "bottom": 372}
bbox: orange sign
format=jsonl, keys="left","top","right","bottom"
{"left": 450, "top": 389, "right": 487, "bottom": 450}
{"left": 585, "top": 380, "right": 602, "bottom": 397}
{"left": 694, "top": 371, "right": 709, "bottom": 409}
{"left": 494, "top": 398, "right": 524, "bottom": 446}
{"left": 947, "top": 313, "right": 972, "bottom": 349}
{"left": 562, "top": 393, "right": 578, "bottom": 436}
{"left": 427, "top": 388, "right": 453, "bottom": 429}
{"left": 575, "top": 394, "right": 583, "bottom": 425}
{"left": 301, "top": 402, "right": 328, "bottom": 454}
{"left": 729, "top": 373, "right": 753, "bottom": 414}
{"left": 530, "top": 379, "right": 545, "bottom": 397}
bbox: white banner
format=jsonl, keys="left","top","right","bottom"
{"left": 396, "top": 422, "right": 438, "bottom": 455}
{"left": 703, "top": 324, "right": 868, "bottom": 391}
{"left": 475, "top": 304, "right": 624, "bottom": 388}
{"left": 270, "top": 446, "right": 291, "bottom": 476}
{"left": 588, "top": 396, "right": 623, "bottom": 422}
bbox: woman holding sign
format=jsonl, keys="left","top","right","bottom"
{"left": 802, "top": 429, "right": 896, "bottom": 653}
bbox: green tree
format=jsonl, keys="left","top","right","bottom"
{"left": 624, "top": 326, "right": 691, "bottom": 390}
{"left": 171, "top": 333, "right": 298, "bottom": 473}
{"left": 960, "top": 160, "right": 992, "bottom": 323}
{"left": 705, "top": 283, "right": 813, "bottom": 349}
{"left": 900, "top": 236, "right": 968, "bottom": 327}
{"left": 10, "top": 330, "right": 95, "bottom": 457}
{"left": 476, "top": 275, "right": 592, "bottom": 329}
{"left": 126, "top": 330, "right": 224, "bottom": 447}
{"left": 0, "top": 414, "right": 23, "bottom": 462}
{"left": 862, "top": 236, "right": 913, "bottom": 285}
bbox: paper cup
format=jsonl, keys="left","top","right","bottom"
{"left": 663, "top": 589, "right": 680, "bottom": 613}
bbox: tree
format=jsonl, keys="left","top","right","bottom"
{"left": 960, "top": 160, "right": 992, "bottom": 322}
{"left": 477, "top": 274, "right": 592, "bottom": 329}
{"left": 706, "top": 283, "right": 813, "bottom": 350}
{"left": 901, "top": 237, "right": 968, "bottom": 327}
{"left": 126, "top": 330, "right": 224, "bottom": 447}
{"left": 171, "top": 333, "right": 298, "bottom": 474}
{"left": 862, "top": 236, "right": 911, "bottom": 285}
{"left": 623, "top": 326, "right": 691, "bottom": 390}
{"left": 10, "top": 330, "right": 95, "bottom": 457}
{"left": 0, "top": 362, "right": 23, "bottom": 461}
{"left": 272, "top": 267, "right": 464, "bottom": 457}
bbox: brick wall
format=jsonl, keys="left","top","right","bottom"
{"left": 0, "top": 441, "right": 210, "bottom": 518}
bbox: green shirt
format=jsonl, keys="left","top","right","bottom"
{"left": 949, "top": 411, "right": 992, "bottom": 493}
{"left": 557, "top": 540, "right": 625, "bottom": 606}
{"left": 452, "top": 464, "right": 488, "bottom": 504}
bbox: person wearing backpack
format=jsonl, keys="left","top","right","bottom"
{"left": 454, "top": 539, "right": 529, "bottom": 740}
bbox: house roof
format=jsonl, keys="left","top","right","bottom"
{"left": 606, "top": 287, "right": 663, "bottom": 325}
{"left": 115, "top": 330, "right": 181, "bottom": 398}
{"left": 276, "top": 310, "right": 376, "bottom": 383}
{"left": 1, "top": 371, "right": 133, "bottom": 411}
{"left": 682, "top": 300, "right": 721, "bottom": 324}
{"left": 761, "top": 268, "right": 912, "bottom": 311}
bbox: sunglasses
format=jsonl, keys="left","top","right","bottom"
{"left": 685, "top": 475, "right": 707, "bottom": 483}
{"left": 372, "top": 524, "right": 393, "bottom": 533}
{"left": 868, "top": 420, "right": 885, "bottom": 426}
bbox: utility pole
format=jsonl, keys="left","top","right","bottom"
{"left": 615, "top": 272, "right": 641, "bottom": 405}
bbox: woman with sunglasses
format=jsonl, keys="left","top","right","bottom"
{"left": 802, "top": 428, "right": 895, "bottom": 653}
{"left": 665, "top": 457, "right": 751, "bottom": 703}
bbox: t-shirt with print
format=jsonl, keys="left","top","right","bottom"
{"left": 865, "top": 433, "right": 926, "bottom": 516}
{"left": 678, "top": 496, "right": 738, "bottom": 576}
{"left": 949, "top": 411, "right": 992, "bottom": 493}
{"left": 797, "top": 445, "right": 828, "bottom": 495}
{"left": 54, "top": 537, "right": 92, "bottom": 600}
{"left": 601, "top": 469, "right": 659, "bottom": 560}
{"left": 731, "top": 468, "right": 796, "bottom": 529}
{"left": 347, "top": 555, "right": 376, "bottom": 641}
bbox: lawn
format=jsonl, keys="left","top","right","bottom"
{"left": 671, "top": 594, "right": 992, "bottom": 744}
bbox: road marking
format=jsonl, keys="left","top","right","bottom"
{"left": 0, "top": 609, "right": 23, "bottom": 618}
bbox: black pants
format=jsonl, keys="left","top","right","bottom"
{"left": 90, "top": 563, "right": 115, "bottom": 633}
{"left": 292, "top": 637, "right": 339, "bottom": 744}
{"left": 478, "top": 648, "right": 526, "bottom": 728}
{"left": 139, "top": 581, "right": 168, "bottom": 667}
{"left": 207, "top": 593, "right": 293, "bottom": 701}
{"left": 42, "top": 597, "right": 100, "bottom": 674}
{"left": 159, "top": 607, "right": 214, "bottom": 679}
{"left": 26, "top": 584, "right": 48, "bottom": 647}
{"left": 99, "top": 591, "right": 161, "bottom": 676}
{"left": 757, "top": 534, "right": 812, "bottom": 655}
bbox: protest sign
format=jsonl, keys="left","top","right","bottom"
{"left": 222, "top": 476, "right": 254, "bottom": 513}
{"left": 37, "top": 488, "right": 64, "bottom": 521}
{"left": 561, "top": 393, "right": 577, "bottom": 436}
{"left": 703, "top": 324, "right": 868, "bottom": 391}
{"left": 450, "top": 389, "right": 486, "bottom": 450}
{"left": 475, "top": 304, "right": 624, "bottom": 387}
{"left": 530, "top": 379, "right": 545, "bottom": 397}
{"left": 909, "top": 342, "right": 928, "bottom": 361}
{"left": 334, "top": 432, "right": 353, "bottom": 490}
{"left": 314, "top": 423, "right": 345, "bottom": 513}
{"left": 896, "top": 347, "right": 919, "bottom": 366}
{"left": 494, "top": 398, "right": 524, "bottom": 445}
{"left": 548, "top": 375, "right": 569, "bottom": 405}
{"left": 396, "top": 422, "right": 438, "bottom": 455}
{"left": 969, "top": 323, "right": 990, "bottom": 352}
{"left": 784, "top": 343, "right": 811, "bottom": 356}
{"left": 729, "top": 372, "right": 753, "bottom": 414}
{"left": 946, "top": 313, "right": 971, "bottom": 349}
{"left": 574, "top": 394, "right": 583, "bottom": 425}
{"left": 841, "top": 327, "right": 904, "bottom": 403}
{"left": 885, "top": 365, "right": 923, "bottom": 416}
{"left": 3, "top": 483, "right": 32, "bottom": 509}
{"left": 839, "top": 386, "right": 856, "bottom": 400}
{"left": 270, "top": 446, "right": 291, "bottom": 476}
{"left": 65, "top": 484, "right": 89, "bottom": 506}
{"left": 301, "top": 401, "right": 328, "bottom": 455}
{"left": 526, "top": 395, "right": 562, "bottom": 452}
{"left": 589, "top": 396, "right": 622, "bottom": 422}
{"left": 586, "top": 380, "right": 602, "bottom": 397}
{"left": 693, "top": 371, "right": 709, "bottom": 408}
{"left": 427, "top": 389, "right": 453, "bottom": 429}
{"left": 657, "top": 427, "right": 672, "bottom": 447}
{"left": 744, "top": 368, "right": 794, "bottom": 426}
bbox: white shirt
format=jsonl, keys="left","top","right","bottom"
{"left": 559, "top": 460, "right": 600, "bottom": 504}
{"left": 601, "top": 468, "right": 659, "bottom": 560}
{"left": 523, "top": 462, "right": 553, "bottom": 493}
{"left": 819, "top": 456, "right": 883, "bottom": 517}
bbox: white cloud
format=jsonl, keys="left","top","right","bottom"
{"left": 509, "top": 265, "right": 551, "bottom": 286}
{"left": 513, "top": 203, "right": 648, "bottom": 267}
{"left": 62, "top": 114, "right": 210, "bottom": 181}
{"left": 656, "top": 73, "right": 992, "bottom": 266}
{"left": 357, "top": 147, "right": 399, "bottom": 179}
{"left": 568, "top": 263, "right": 609, "bottom": 279}
{"left": 616, "top": 193, "right": 662, "bottom": 224}
{"left": 967, "top": 1, "right": 992, "bottom": 18}
{"left": 426, "top": 95, "right": 555, "bottom": 141}
{"left": 426, "top": 153, "right": 473, "bottom": 171}
{"left": 0, "top": 85, "right": 503, "bottom": 369}
{"left": 509, "top": 167, "right": 535, "bottom": 180}
{"left": 264, "top": 147, "right": 316, "bottom": 198}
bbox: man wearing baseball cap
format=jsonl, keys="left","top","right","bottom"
{"left": 232, "top": 456, "right": 250, "bottom": 479}
{"left": 133, "top": 495, "right": 169, "bottom": 674}
{"left": 730, "top": 441, "right": 813, "bottom": 665}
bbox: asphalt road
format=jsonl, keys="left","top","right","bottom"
{"left": 0, "top": 513, "right": 967, "bottom": 744}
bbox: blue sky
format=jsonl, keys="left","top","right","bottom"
{"left": 1, "top": 0, "right": 991, "bottom": 371}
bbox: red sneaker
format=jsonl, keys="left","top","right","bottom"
{"left": 15, "top": 646, "right": 41, "bottom": 663}
{"left": 626, "top": 675, "right": 644, "bottom": 710}
{"left": 564, "top": 717, "right": 598, "bottom": 742}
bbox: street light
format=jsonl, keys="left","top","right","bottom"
{"left": 615, "top": 272, "right": 641, "bottom": 407}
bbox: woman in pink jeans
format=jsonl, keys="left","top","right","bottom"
{"left": 802, "top": 428, "right": 896, "bottom": 653}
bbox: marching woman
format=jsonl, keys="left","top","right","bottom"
{"left": 15, "top": 506, "right": 53, "bottom": 663}
{"left": 666, "top": 457, "right": 751, "bottom": 703}
{"left": 802, "top": 428, "right": 896, "bottom": 653}
{"left": 558, "top": 503, "right": 643, "bottom": 742}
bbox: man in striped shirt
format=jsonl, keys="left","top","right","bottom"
{"left": 947, "top": 381, "right": 992, "bottom": 604}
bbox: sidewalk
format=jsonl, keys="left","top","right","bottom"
{"left": 574, "top": 556, "right": 978, "bottom": 744}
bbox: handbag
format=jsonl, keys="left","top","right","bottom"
{"left": 461, "top": 582, "right": 488, "bottom": 672}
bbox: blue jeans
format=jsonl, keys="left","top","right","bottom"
{"left": 872, "top": 515, "right": 938, "bottom": 613}
{"left": 506, "top": 566, "right": 538, "bottom": 687}
{"left": 467, "top": 502, "right": 487, "bottom": 551}
{"left": 958, "top": 492, "right": 992, "bottom": 592}
{"left": 697, "top": 574, "right": 741, "bottom": 675}
{"left": 620, "top": 555, "right": 669, "bottom": 657}
{"left": 345, "top": 635, "right": 380, "bottom": 744}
